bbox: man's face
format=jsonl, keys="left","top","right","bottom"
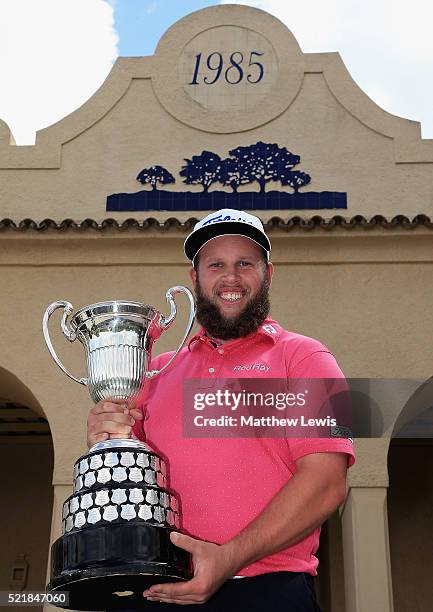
{"left": 189, "top": 235, "right": 273, "bottom": 340}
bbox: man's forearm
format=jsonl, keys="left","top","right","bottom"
{"left": 223, "top": 454, "right": 348, "bottom": 573}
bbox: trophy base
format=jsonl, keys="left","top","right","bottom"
{"left": 47, "top": 523, "right": 192, "bottom": 610}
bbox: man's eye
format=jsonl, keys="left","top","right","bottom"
{"left": 209, "top": 262, "right": 222, "bottom": 268}
{"left": 239, "top": 261, "right": 252, "bottom": 267}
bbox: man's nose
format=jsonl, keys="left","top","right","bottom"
{"left": 222, "top": 265, "right": 240, "bottom": 282}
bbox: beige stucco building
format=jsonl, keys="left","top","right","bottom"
{"left": 0, "top": 5, "right": 432, "bottom": 611}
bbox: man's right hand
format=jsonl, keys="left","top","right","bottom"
{"left": 87, "top": 399, "right": 144, "bottom": 449}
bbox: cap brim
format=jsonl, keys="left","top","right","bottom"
{"left": 184, "top": 221, "right": 271, "bottom": 261}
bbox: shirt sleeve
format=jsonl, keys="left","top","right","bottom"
{"left": 289, "top": 437, "right": 355, "bottom": 468}
{"left": 290, "top": 349, "right": 345, "bottom": 378}
{"left": 288, "top": 350, "right": 355, "bottom": 468}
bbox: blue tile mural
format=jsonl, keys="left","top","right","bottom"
{"left": 106, "top": 142, "right": 347, "bottom": 211}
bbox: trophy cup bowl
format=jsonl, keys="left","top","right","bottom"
{"left": 43, "top": 287, "right": 195, "bottom": 610}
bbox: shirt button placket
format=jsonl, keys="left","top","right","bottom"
{"left": 208, "top": 347, "right": 225, "bottom": 375}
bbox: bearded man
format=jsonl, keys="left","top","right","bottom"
{"left": 87, "top": 209, "right": 354, "bottom": 611}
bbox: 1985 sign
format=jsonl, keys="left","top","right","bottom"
{"left": 179, "top": 25, "right": 278, "bottom": 112}
{"left": 189, "top": 51, "right": 265, "bottom": 85}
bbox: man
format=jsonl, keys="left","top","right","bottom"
{"left": 87, "top": 209, "right": 355, "bottom": 611}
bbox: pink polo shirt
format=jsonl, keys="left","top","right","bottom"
{"left": 133, "top": 317, "right": 355, "bottom": 577}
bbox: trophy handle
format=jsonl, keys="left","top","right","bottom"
{"left": 147, "top": 286, "right": 195, "bottom": 379}
{"left": 42, "top": 301, "right": 88, "bottom": 386}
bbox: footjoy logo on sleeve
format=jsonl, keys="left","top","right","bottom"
{"left": 233, "top": 363, "right": 271, "bottom": 372}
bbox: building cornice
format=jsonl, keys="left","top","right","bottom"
{"left": 0, "top": 214, "right": 432, "bottom": 233}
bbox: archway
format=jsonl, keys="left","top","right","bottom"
{"left": 0, "top": 367, "right": 54, "bottom": 603}
{"left": 387, "top": 379, "right": 433, "bottom": 611}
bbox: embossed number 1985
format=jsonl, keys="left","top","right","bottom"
{"left": 189, "top": 51, "right": 264, "bottom": 85}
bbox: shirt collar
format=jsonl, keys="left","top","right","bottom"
{"left": 188, "top": 317, "right": 280, "bottom": 351}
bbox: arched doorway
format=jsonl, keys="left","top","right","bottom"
{"left": 387, "top": 378, "right": 433, "bottom": 611}
{"left": 0, "top": 367, "right": 54, "bottom": 604}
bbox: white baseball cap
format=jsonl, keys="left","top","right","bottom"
{"left": 184, "top": 209, "right": 271, "bottom": 262}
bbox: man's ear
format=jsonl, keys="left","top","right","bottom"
{"left": 266, "top": 262, "right": 274, "bottom": 285}
{"left": 189, "top": 266, "right": 197, "bottom": 287}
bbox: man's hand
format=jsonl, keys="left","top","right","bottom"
{"left": 143, "top": 532, "right": 238, "bottom": 605}
{"left": 86, "top": 398, "right": 143, "bottom": 448}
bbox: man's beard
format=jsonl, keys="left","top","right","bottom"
{"left": 195, "top": 277, "right": 271, "bottom": 341}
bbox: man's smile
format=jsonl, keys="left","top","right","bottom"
{"left": 218, "top": 290, "right": 245, "bottom": 303}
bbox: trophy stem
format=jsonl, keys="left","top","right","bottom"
{"left": 89, "top": 438, "right": 154, "bottom": 453}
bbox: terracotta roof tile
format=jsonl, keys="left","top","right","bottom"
{"left": 0, "top": 215, "right": 432, "bottom": 232}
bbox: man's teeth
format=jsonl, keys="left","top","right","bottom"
{"left": 220, "top": 292, "right": 243, "bottom": 302}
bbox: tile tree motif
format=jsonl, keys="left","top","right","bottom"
{"left": 107, "top": 141, "right": 346, "bottom": 211}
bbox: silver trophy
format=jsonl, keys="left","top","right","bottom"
{"left": 43, "top": 287, "right": 195, "bottom": 610}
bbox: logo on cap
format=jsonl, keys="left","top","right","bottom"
{"left": 201, "top": 213, "right": 255, "bottom": 228}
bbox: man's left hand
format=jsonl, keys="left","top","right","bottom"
{"left": 143, "top": 532, "right": 238, "bottom": 605}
